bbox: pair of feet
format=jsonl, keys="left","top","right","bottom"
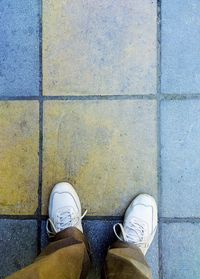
{"left": 46, "top": 182, "right": 157, "bottom": 255}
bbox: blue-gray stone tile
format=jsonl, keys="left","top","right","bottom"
{"left": 41, "top": 219, "right": 158, "bottom": 279}
{"left": 0, "top": 219, "right": 38, "bottom": 278}
{"left": 41, "top": 219, "right": 49, "bottom": 250}
{"left": 162, "top": 223, "right": 200, "bottom": 279}
{"left": 161, "top": 0, "right": 200, "bottom": 94}
{"left": 161, "top": 100, "right": 200, "bottom": 217}
{"left": 0, "top": 0, "right": 40, "bottom": 96}
{"left": 146, "top": 231, "right": 159, "bottom": 279}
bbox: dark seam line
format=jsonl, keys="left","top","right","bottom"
{"left": 0, "top": 96, "right": 39, "bottom": 100}
{"left": 160, "top": 94, "right": 200, "bottom": 100}
{"left": 2, "top": 94, "right": 200, "bottom": 101}
{"left": 0, "top": 215, "right": 200, "bottom": 223}
{"left": 43, "top": 95, "right": 156, "bottom": 100}
{"left": 0, "top": 215, "right": 121, "bottom": 221}
{"left": 0, "top": 95, "right": 155, "bottom": 101}
{"left": 160, "top": 217, "right": 200, "bottom": 223}
{"left": 0, "top": 215, "right": 39, "bottom": 220}
{"left": 157, "top": 1, "right": 163, "bottom": 278}
{"left": 37, "top": 0, "right": 43, "bottom": 255}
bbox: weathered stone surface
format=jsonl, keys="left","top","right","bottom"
{"left": 0, "top": 220, "right": 37, "bottom": 278}
{"left": 0, "top": 0, "right": 40, "bottom": 96}
{"left": 162, "top": 223, "right": 200, "bottom": 279}
{"left": 42, "top": 100, "right": 157, "bottom": 215}
{"left": 161, "top": 0, "right": 200, "bottom": 94}
{"left": 0, "top": 101, "right": 39, "bottom": 214}
{"left": 161, "top": 100, "right": 200, "bottom": 217}
{"left": 43, "top": 0, "right": 157, "bottom": 96}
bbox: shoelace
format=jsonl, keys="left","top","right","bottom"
{"left": 46, "top": 207, "right": 87, "bottom": 238}
{"left": 113, "top": 218, "right": 148, "bottom": 247}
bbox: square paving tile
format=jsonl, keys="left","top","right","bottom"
{"left": 161, "top": 0, "right": 200, "bottom": 94}
{"left": 0, "top": 101, "right": 39, "bottom": 214}
{"left": 0, "top": 0, "right": 40, "bottom": 96}
{"left": 42, "top": 100, "right": 157, "bottom": 215}
{"left": 162, "top": 222, "right": 200, "bottom": 279}
{"left": 43, "top": 0, "right": 157, "bottom": 96}
{"left": 161, "top": 100, "right": 200, "bottom": 217}
{"left": 0, "top": 219, "right": 37, "bottom": 278}
{"left": 41, "top": 219, "right": 158, "bottom": 279}
{"left": 146, "top": 231, "right": 159, "bottom": 279}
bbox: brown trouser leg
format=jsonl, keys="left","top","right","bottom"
{"left": 6, "top": 228, "right": 91, "bottom": 279}
{"left": 6, "top": 230, "right": 152, "bottom": 279}
{"left": 104, "top": 241, "right": 152, "bottom": 279}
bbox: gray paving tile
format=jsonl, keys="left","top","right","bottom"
{"left": 41, "top": 220, "right": 49, "bottom": 250}
{"left": 162, "top": 223, "right": 200, "bottom": 279}
{"left": 161, "top": 100, "right": 200, "bottom": 217}
{"left": 161, "top": 0, "right": 200, "bottom": 94}
{"left": 0, "top": 220, "right": 38, "bottom": 278}
{"left": 41, "top": 219, "right": 158, "bottom": 279}
{"left": 146, "top": 231, "right": 159, "bottom": 279}
{"left": 0, "top": 0, "right": 40, "bottom": 96}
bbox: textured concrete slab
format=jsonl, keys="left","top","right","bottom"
{"left": 0, "top": 102, "right": 39, "bottom": 214}
{"left": 0, "top": 0, "right": 40, "bottom": 96}
{"left": 161, "top": 0, "right": 200, "bottom": 94}
{"left": 43, "top": 0, "right": 157, "bottom": 96}
{"left": 161, "top": 100, "right": 200, "bottom": 217}
{"left": 41, "top": 219, "right": 158, "bottom": 279}
{"left": 0, "top": 220, "right": 37, "bottom": 278}
{"left": 146, "top": 231, "right": 159, "bottom": 279}
{"left": 42, "top": 100, "right": 157, "bottom": 215}
{"left": 162, "top": 223, "right": 200, "bottom": 279}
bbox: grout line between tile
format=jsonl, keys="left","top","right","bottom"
{"left": 157, "top": 1, "right": 163, "bottom": 278}
{"left": 0, "top": 96, "right": 39, "bottom": 101}
{"left": 2, "top": 94, "right": 200, "bottom": 101}
{"left": 0, "top": 95, "right": 157, "bottom": 101}
{"left": 37, "top": 0, "right": 43, "bottom": 255}
{"left": 37, "top": 100, "right": 43, "bottom": 254}
{"left": 160, "top": 217, "right": 200, "bottom": 223}
{"left": 0, "top": 215, "right": 39, "bottom": 220}
{"left": 160, "top": 94, "right": 200, "bottom": 100}
{"left": 1, "top": 215, "right": 200, "bottom": 223}
{"left": 0, "top": 215, "right": 123, "bottom": 221}
{"left": 42, "top": 95, "right": 156, "bottom": 100}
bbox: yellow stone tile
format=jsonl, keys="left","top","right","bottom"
{"left": 0, "top": 102, "right": 39, "bottom": 214}
{"left": 43, "top": 100, "right": 157, "bottom": 215}
{"left": 43, "top": 0, "right": 157, "bottom": 96}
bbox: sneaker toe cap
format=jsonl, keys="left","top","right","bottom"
{"left": 51, "top": 182, "right": 75, "bottom": 193}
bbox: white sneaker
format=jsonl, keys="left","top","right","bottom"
{"left": 46, "top": 182, "right": 87, "bottom": 237}
{"left": 113, "top": 194, "right": 157, "bottom": 255}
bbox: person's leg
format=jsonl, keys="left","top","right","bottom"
{"left": 104, "top": 241, "right": 151, "bottom": 279}
{"left": 6, "top": 182, "right": 90, "bottom": 279}
{"left": 104, "top": 194, "right": 157, "bottom": 279}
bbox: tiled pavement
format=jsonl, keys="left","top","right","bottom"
{"left": 0, "top": 0, "right": 200, "bottom": 278}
